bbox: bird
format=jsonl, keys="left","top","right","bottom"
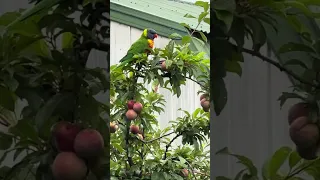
{"left": 118, "top": 28, "right": 158, "bottom": 67}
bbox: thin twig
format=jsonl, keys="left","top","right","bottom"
{"left": 240, "top": 46, "right": 320, "bottom": 89}
{"left": 184, "top": 76, "right": 206, "bottom": 89}
{"left": 137, "top": 132, "right": 175, "bottom": 143}
{"left": 186, "top": 161, "right": 197, "bottom": 180}
{"left": 163, "top": 133, "right": 182, "bottom": 160}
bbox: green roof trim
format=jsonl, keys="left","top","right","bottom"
{"left": 110, "top": 0, "right": 210, "bottom": 58}
{"left": 110, "top": 3, "right": 188, "bottom": 37}
{"left": 110, "top": 0, "right": 209, "bottom": 38}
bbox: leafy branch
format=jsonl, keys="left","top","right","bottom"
{"left": 163, "top": 133, "right": 182, "bottom": 160}
{"left": 240, "top": 45, "right": 320, "bottom": 89}
{"left": 284, "top": 160, "right": 316, "bottom": 180}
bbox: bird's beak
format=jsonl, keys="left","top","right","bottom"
{"left": 154, "top": 34, "right": 158, "bottom": 38}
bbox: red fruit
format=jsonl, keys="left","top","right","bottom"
{"left": 52, "top": 121, "right": 82, "bottom": 152}
{"left": 289, "top": 116, "right": 309, "bottom": 131}
{"left": 130, "top": 125, "right": 140, "bottom": 134}
{"left": 127, "top": 100, "right": 135, "bottom": 109}
{"left": 290, "top": 123, "right": 319, "bottom": 148}
{"left": 161, "top": 61, "right": 167, "bottom": 71}
{"left": 133, "top": 102, "right": 143, "bottom": 114}
{"left": 110, "top": 122, "right": 118, "bottom": 133}
{"left": 200, "top": 99, "right": 210, "bottom": 109}
{"left": 288, "top": 103, "right": 309, "bottom": 125}
{"left": 181, "top": 168, "right": 188, "bottom": 177}
{"left": 73, "top": 129, "right": 104, "bottom": 159}
{"left": 200, "top": 94, "right": 207, "bottom": 101}
{"left": 126, "top": 109, "right": 138, "bottom": 120}
{"left": 52, "top": 152, "right": 87, "bottom": 180}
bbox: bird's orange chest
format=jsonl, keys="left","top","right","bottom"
{"left": 147, "top": 39, "right": 154, "bottom": 48}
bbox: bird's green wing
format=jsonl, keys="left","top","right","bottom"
{"left": 119, "top": 37, "right": 149, "bottom": 64}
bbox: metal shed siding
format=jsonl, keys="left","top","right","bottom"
{"left": 110, "top": 0, "right": 210, "bottom": 37}
{"left": 211, "top": 41, "right": 296, "bottom": 177}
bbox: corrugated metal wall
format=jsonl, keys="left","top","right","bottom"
{"left": 211, "top": 41, "right": 296, "bottom": 177}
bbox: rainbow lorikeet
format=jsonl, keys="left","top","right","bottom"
{"left": 118, "top": 28, "right": 158, "bottom": 67}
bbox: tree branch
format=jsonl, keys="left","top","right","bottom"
{"left": 138, "top": 131, "right": 175, "bottom": 143}
{"left": 186, "top": 161, "right": 197, "bottom": 180}
{"left": 184, "top": 76, "right": 207, "bottom": 89}
{"left": 163, "top": 133, "right": 182, "bottom": 160}
{"left": 240, "top": 46, "right": 320, "bottom": 89}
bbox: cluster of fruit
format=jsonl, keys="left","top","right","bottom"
{"left": 288, "top": 102, "right": 320, "bottom": 160}
{"left": 200, "top": 94, "right": 210, "bottom": 112}
{"left": 110, "top": 100, "right": 144, "bottom": 140}
{"left": 51, "top": 121, "right": 104, "bottom": 180}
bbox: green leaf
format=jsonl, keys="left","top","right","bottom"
{"left": 13, "top": 35, "right": 45, "bottom": 54}
{"left": 180, "top": 23, "right": 191, "bottom": 29}
{"left": 225, "top": 60, "right": 242, "bottom": 76}
{"left": 182, "top": 36, "right": 192, "bottom": 45}
{"left": 61, "top": 32, "right": 74, "bottom": 49}
{"left": 5, "top": 0, "right": 67, "bottom": 30}
{"left": 278, "top": 92, "right": 306, "bottom": 108}
{"left": 288, "top": 151, "right": 302, "bottom": 170}
{"left": 212, "top": 0, "right": 236, "bottom": 12}
{"left": 169, "top": 33, "right": 182, "bottom": 40}
{"left": 195, "top": 1, "right": 209, "bottom": 12}
{"left": 283, "top": 1, "right": 320, "bottom": 18}
{"left": 35, "top": 92, "right": 73, "bottom": 131}
{"left": 0, "top": 132, "right": 13, "bottom": 150}
{"left": 184, "top": 13, "right": 196, "bottom": 18}
{"left": 86, "top": 68, "right": 109, "bottom": 92}
{"left": 303, "top": 160, "right": 320, "bottom": 179}
{"left": 0, "top": 12, "right": 21, "bottom": 26}
{"left": 13, "top": 148, "right": 24, "bottom": 161}
{"left": 151, "top": 172, "right": 165, "bottom": 180}
{"left": 0, "top": 86, "right": 15, "bottom": 111}
{"left": 198, "top": 12, "right": 209, "bottom": 23}
{"left": 0, "top": 166, "right": 11, "bottom": 178}
{"left": 78, "top": 92, "right": 100, "bottom": 128}
{"left": 212, "top": 78, "right": 227, "bottom": 116}
{"left": 199, "top": 31, "right": 207, "bottom": 42}
{"left": 243, "top": 16, "right": 267, "bottom": 51}
{"left": 215, "top": 10, "right": 234, "bottom": 32}
{"left": 216, "top": 147, "right": 258, "bottom": 176}
{"left": 268, "top": 146, "right": 292, "bottom": 178}
{"left": 283, "top": 59, "right": 308, "bottom": 69}
{"left": 228, "top": 17, "right": 245, "bottom": 48}
{"left": 235, "top": 169, "right": 247, "bottom": 180}
{"left": 3, "top": 151, "right": 42, "bottom": 180}
{"left": 9, "top": 118, "right": 40, "bottom": 143}
{"left": 278, "top": 42, "right": 315, "bottom": 54}
{"left": 203, "top": 18, "right": 210, "bottom": 25}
